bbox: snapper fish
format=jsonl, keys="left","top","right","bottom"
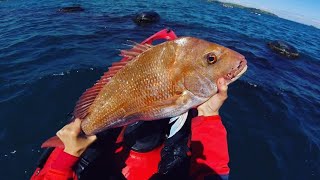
{"left": 43, "top": 35, "right": 247, "bottom": 147}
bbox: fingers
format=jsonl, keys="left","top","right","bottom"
{"left": 217, "top": 78, "right": 228, "bottom": 101}
{"left": 56, "top": 118, "right": 96, "bottom": 157}
{"left": 73, "top": 118, "right": 81, "bottom": 126}
{"left": 56, "top": 118, "right": 82, "bottom": 138}
{"left": 56, "top": 118, "right": 96, "bottom": 143}
{"left": 71, "top": 118, "right": 82, "bottom": 134}
{"left": 87, "top": 135, "right": 97, "bottom": 143}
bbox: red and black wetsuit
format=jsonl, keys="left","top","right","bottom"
{"left": 31, "top": 115, "right": 229, "bottom": 180}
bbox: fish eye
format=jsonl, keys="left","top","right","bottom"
{"left": 206, "top": 53, "right": 217, "bottom": 64}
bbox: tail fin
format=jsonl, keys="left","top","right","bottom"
{"left": 41, "top": 136, "right": 65, "bottom": 148}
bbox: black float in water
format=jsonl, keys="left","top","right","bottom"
{"left": 133, "top": 11, "right": 160, "bottom": 25}
{"left": 58, "top": 6, "right": 85, "bottom": 13}
{"left": 268, "top": 40, "right": 299, "bottom": 59}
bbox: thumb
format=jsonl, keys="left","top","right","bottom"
{"left": 217, "top": 78, "right": 228, "bottom": 100}
{"left": 70, "top": 118, "right": 82, "bottom": 134}
{"left": 73, "top": 118, "right": 81, "bottom": 126}
{"left": 87, "top": 135, "right": 97, "bottom": 143}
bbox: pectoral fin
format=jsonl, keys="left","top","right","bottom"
{"left": 168, "top": 111, "right": 188, "bottom": 138}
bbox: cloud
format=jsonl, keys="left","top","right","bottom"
{"left": 311, "top": 19, "right": 320, "bottom": 24}
{"left": 271, "top": 9, "right": 320, "bottom": 28}
{"left": 218, "top": 0, "right": 320, "bottom": 28}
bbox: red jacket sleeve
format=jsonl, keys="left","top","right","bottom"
{"left": 190, "top": 115, "right": 230, "bottom": 179}
{"left": 30, "top": 148, "right": 79, "bottom": 180}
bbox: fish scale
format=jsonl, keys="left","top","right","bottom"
{"left": 74, "top": 37, "right": 247, "bottom": 136}
{"left": 83, "top": 48, "right": 176, "bottom": 134}
{"left": 42, "top": 35, "right": 247, "bottom": 148}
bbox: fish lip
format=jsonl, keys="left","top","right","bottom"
{"left": 224, "top": 58, "right": 247, "bottom": 83}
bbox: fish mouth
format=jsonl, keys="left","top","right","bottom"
{"left": 224, "top": 57, "right": 248, "bottom": 84}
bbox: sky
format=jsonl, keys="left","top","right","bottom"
{"left": 220, "top": 0, "right": 320, "bottom": 28}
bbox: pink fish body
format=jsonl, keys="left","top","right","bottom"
{"left": 79, "top": 37, "right": 247, "bottom": 135}
{"left": 42, "top": 30, "right": 247, "bottom": 148}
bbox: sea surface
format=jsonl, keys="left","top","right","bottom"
{"left": 0, "top": 0, "right": 319, "bottom": 179}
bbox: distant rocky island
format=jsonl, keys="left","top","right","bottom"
{"left": 209, "top": 0, "right": 278, "bottom": 17}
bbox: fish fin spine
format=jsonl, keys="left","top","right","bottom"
{"left": 119, "top": 41, "right": 153, "bottom": 61}
{"left": 74, "top": 69, "right": 123, "bottom": 119}
{"left": 73, "top": 42, "right": 152, "bottom": 119}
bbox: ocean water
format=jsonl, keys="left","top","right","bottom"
{"left": 0, "top": 0, "right": 319, "bottom": 179}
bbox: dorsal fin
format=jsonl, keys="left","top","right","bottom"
{"left": 119, "top": 41, "right": 152, "bottom": 60}
{"left": 42, "top": 29, "right": 177, "bottom": 148}
{"left": 73, "top": 41, "right": 152, "bottom": 119}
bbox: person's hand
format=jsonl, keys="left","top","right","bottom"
{"left": 56, "top": 118, "right": 97, "bottom": 157}
{"left": 197, "top": 78, "right": 228, "bottom": 116}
